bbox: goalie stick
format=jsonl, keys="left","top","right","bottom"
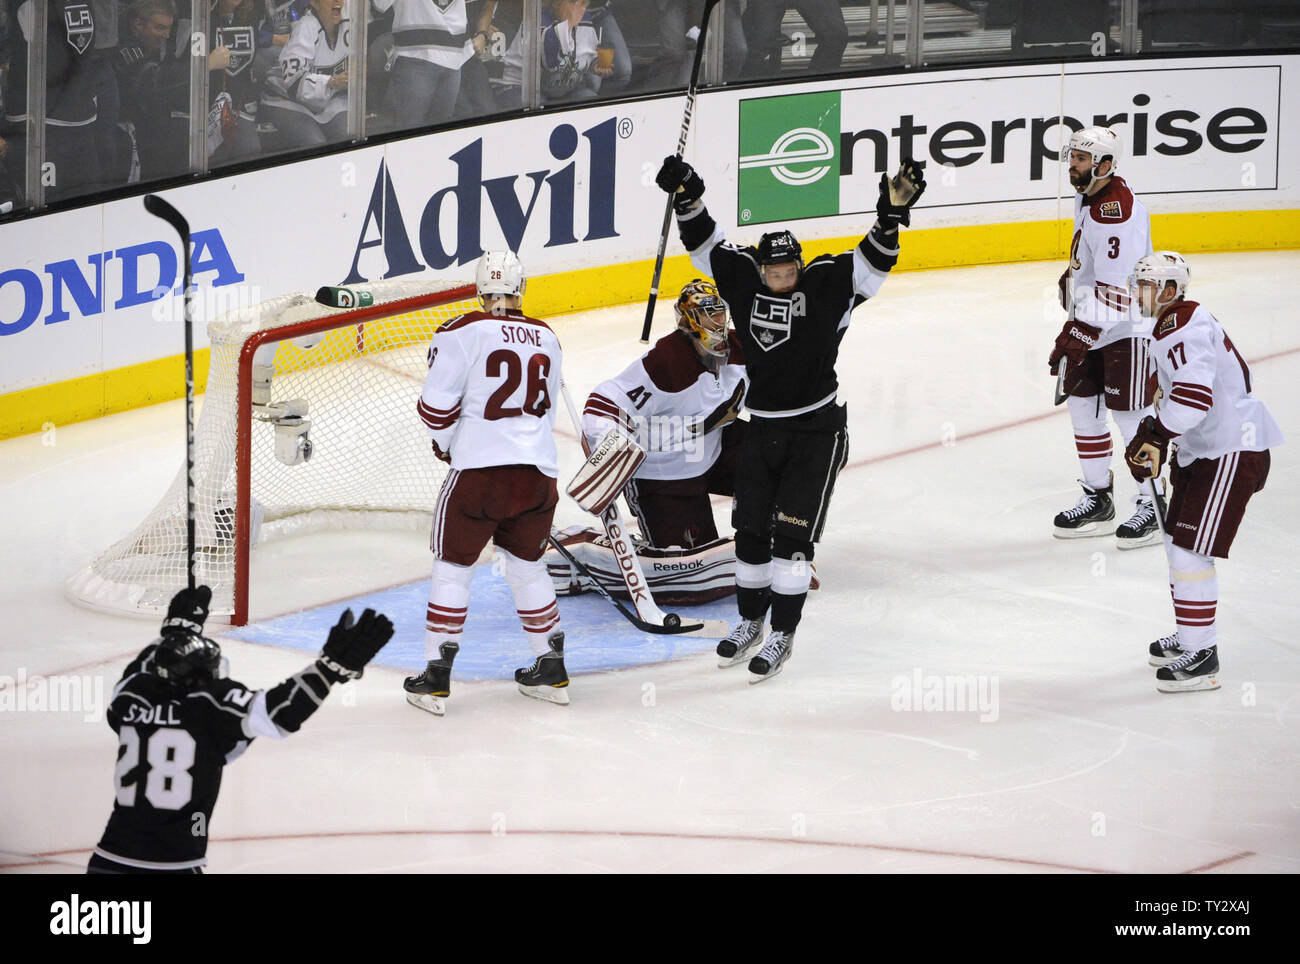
{"left": 639, "top": 0, "right": 722, "bottom": 344}
{"left": 559, "top": 382, "right": 729, "bottom": 638}
{"left": 143, "top": 194, "right": 197, "bottom": 591}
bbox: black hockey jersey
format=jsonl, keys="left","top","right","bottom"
{"left": 677, "top": 207, "right": 898, "bottom": 417}
{"left": 94, "top": 643, "right": 335, "bottom": 870}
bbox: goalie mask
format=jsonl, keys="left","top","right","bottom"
{"left": 674, "top": 280, "right": 730, "bottom": 357}
{"left": 476, "top": 250, "right": 526, "bottom": 299}
{"left": 1130, "top": 250, "right": 1190, "bottom": 318}
{"left": 1065, "top": 126, "right": 1121, "bottom": 194}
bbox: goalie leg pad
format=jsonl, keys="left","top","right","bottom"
{"left": 499, "top": 548, "right": 562, "bottom": 656}
{"left": 567, "top": 428, "right": 647, "bottom": 516}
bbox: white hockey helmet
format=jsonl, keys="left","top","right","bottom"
{"left": 1130, "top": 250, "right": 1191, "bottom": 311}
{"left": 1066, "top": 126, "right": 1122, "bottom": 190}
{"left": 476, "top": 250, "right": 526, "bottom": 298}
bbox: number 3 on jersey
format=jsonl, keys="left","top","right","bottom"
{"left": 485, "top": 349, "right": 551, "bottom": 420}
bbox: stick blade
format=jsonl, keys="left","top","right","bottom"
{"left": 1053, "top": 365, "right": 1069, "bottom": 406}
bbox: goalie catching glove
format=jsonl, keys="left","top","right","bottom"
{"left": 567, "top": 428, "right": 647, "bottom": 516}
{"left": 317, "top": 608, "right": 395, "bottom": 683}
{"left": 1124, "top": 415, "right": 1173, "bottom": 482}
{"left": 876, "top": 159, "right": 927, "bottom": 230}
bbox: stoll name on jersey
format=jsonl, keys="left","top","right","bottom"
{"left": 49, "top": 895, "right": 151, "bottom": 944}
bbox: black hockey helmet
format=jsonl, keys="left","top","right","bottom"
{"left": 153, "top": 585, "right": 221, "bottom": 691}
{"left": 756, "top": 230, "right": 803, "bottom": 269}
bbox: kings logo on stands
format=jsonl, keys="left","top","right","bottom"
{"left": 217, "top": 26, "right": 256, "bottom": 76}
{"left": 342, "top": 119, "right": 620, "bottom": 284}
{"left": 738, "top": 92, "right": 841, "bottom": 226}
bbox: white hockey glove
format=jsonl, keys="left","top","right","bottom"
{"left": 567, "top": 428, "right": 646, "bottom": 516}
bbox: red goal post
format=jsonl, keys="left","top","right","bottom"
{"left": 68, "top": 279, "right": 480, "bottom": 626}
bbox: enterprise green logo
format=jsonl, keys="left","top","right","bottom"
{"left": 738, "top": 91, "right": 841, "bottom": 225}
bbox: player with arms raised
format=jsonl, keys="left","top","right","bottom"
{"left": 655, "top": 154, "right": 925, "bottom": 681}
{"left": 1049, "top": 127, "right": 1159, "bottom": 546}
{"left": 406, "top": 251, "right": 569, "bottom": 713}
{"left": 1124, "top": 252, "right": 1283, "bottom": 692}
{"left": 90, "top": 585, "right": 393, "bottom": 873}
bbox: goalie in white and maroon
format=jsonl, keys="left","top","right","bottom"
{"left": 545, "top": 280, "right": 753, "bottom": 605}
{"left": 406, "top": 251, "right": 570, "bottom": 713}
{"left": 1125, "top": 251, "right": 1284, "bottom": 692}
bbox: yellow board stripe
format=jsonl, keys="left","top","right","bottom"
{"left": 3, "top": 208, "right": 1297, "bottom": 440}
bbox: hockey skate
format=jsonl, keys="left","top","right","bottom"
{"left": 1116, "top": 492, "right": 1165, "bottom": 549}
{"left": 716, "top": 618, "right": 765, "bottom": 668}
{"left": 1053, "top": 475, "right": 1115, "bottom": 538}
{"left": 516, "top": 632, "right": 570, "bottom": 705}
{"left": 1148, "top": 630, "right": 1183, "bottom": 667}
{"left": 404, "top": 641, "right": 458, "bottom": 716}
{"left": 748, "top": 630, "right": 794, "bottom": 683}
{"left": 1156, "top": 645, "right": 1219, "bottom": 693}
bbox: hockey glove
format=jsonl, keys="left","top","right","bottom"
{"left": 162, "top": 585, "right": 213, "bottom": 639}
{"left": 1058, "top": 269, "right": 1072, "bottom": 312}
{"left": 431, "top": 438, "right": 451, "bottom": 464}
{"left": 875, "top": 158, "right": 927, "bottom": 230}
{"left": 1124, "top": 416, "right": 1173, "bottom": 482}
{"left": 318, "top": 608, "right": 395, "bottom": 683}
{"left": 655, "top": 155, "right": 706, "bottom": 215}
{"left": 1048, "top": 318, "right": 1101, "bottom": 375}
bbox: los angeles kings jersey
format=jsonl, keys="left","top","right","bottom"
{"left": 262, "top": 9, "right": 350, "bottom": 122}
{"left": 95, "top": 646, "right": 286, "bottom": 869}
{"left": 1065, "top": 175, "right": 1153, "bottom": 348}
{"left": 1150, "top": 300, "right": 1284, "bottom": 466}
{"left": 417, "top": 309, "right": 562, "bottom": 477}
{"left": 583, "top": 329, "right": 747, "bottom": 481}
{"left": 676, "top": 207, "right": 898, "bottom": 417}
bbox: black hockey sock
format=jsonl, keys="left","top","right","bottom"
{"left": 737, "top": 585, "right": 771, "bottom": 621}
{"left": 769, "top": 590, "right": 808, "bottom": 633}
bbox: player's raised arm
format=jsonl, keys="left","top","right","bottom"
{"left": 844, "top": 159, "right": 927, "bottom": 301}
{"left": 654, "top": 156, "right": 731, "bottom": 280}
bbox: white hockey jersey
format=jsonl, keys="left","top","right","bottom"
{"left": 417, "top": 309, "right": 562, "bottom": 477}
{"left": 583, "top": 330, "right": 747, "bottom": 481}
{"left": 372, "top": 0, "right": 471, "bottom": 69}
{"left": 1066, "top": 176, "right": 1153, "bottom": 348}
{"left": 262, "top": 11, "right": 350, "bottom": 122}
{"left": 1151, "top": 300, "right": 1284, "bottom": 466}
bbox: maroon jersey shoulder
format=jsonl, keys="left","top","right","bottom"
{"left": 1154, "top": 300, "right": 1199, "bottom": 341}
{"left": 726, "top": 330, "right": 745, "bottom": 366}
{"left": 439, "top": 309, "right": 554, "bottom": 335}
{"left": 641, "top": 330, "right": 706, "bottom": 393}
{"left": 1086, "top": 176, "right": 1135, "bottom": 224}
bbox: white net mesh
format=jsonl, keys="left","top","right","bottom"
{"left": 67, "top": 279, "right": 480, "bottom": 619}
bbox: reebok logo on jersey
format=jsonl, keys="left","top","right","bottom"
{"left": 1099, "top": 200, "right": 1123, "bottom": 219}
{"left": 749, "top": 295, "right": 793, "bottom": 351}
{"left": 777, "top": 511, "right": 810, "bottom": 528}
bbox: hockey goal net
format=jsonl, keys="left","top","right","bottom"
{"left": 67, "top": 278, "right": 479, "bottom": 625}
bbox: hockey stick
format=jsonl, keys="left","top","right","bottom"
{"left": 143, "top": 194, "right": 197, "bottom": 591}
{"left": 639, "top": 0, "right": 722, "bottom": 344}
{"left": 1146, "top": 474, "right": 1168, "bottom": 537}
{"left": 558, "top": 382, "right": 728, "bottom": 637}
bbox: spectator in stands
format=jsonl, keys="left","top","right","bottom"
{"left": 255, "top": 0, "right": 310, "bottom": 80}
{"left": 455, "top": 0, "right": 501, "bottom": 117}
{"left": 207, "top": 0, "right": 266, "bottom": 165}
{"left": 742, "top": 0, "right": 847, "bottom": 78}
{"left": 0, "top": 134, "right": 20, "bottom": 215}
{"left": 114, "top": 0, "right": 189, "bottom": 181}
{"left": 644, "top": 0, "right": 745, "bottom": 90}
{"left": 1, "top": 0, "right": 103, "bottom": 202}
{"left": 260, "top": 0, "right": 351, "bottom": 151}
{"left": 373, "top": 0, "right": 473, "bottom": 132}
{"left": 498, "top": 0, "right": 618, "bottom": 107}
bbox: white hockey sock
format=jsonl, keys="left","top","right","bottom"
{"left": 1067, "top": 394, "right": 1112, "bottom": 489}
{"left": 499, "top": 549, "right": 563, "bottom": 657}
{"left": 1165, "top": 541, "right": 1218, "bottom": 652}
{"left": 736, "top": 558, "right": 773, "bottom": 592}
{"left": 427, "top": 559, "right": 473, "bottom": 659}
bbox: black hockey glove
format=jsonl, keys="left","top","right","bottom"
{"left": 161, "top": 585, "right": 212, "bottom": 639}
{"left": 317, "top": 608, "right": 395, "bottom": 683}
{"left": 655, "top": 155, "right": 706, "bottom": 215}
{"left": 876, "top": 158, "right": 927, "bottom": 230}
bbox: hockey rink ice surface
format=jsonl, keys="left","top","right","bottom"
{"left": 2, "top": 252, "right": 1297, "bottom": 873}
